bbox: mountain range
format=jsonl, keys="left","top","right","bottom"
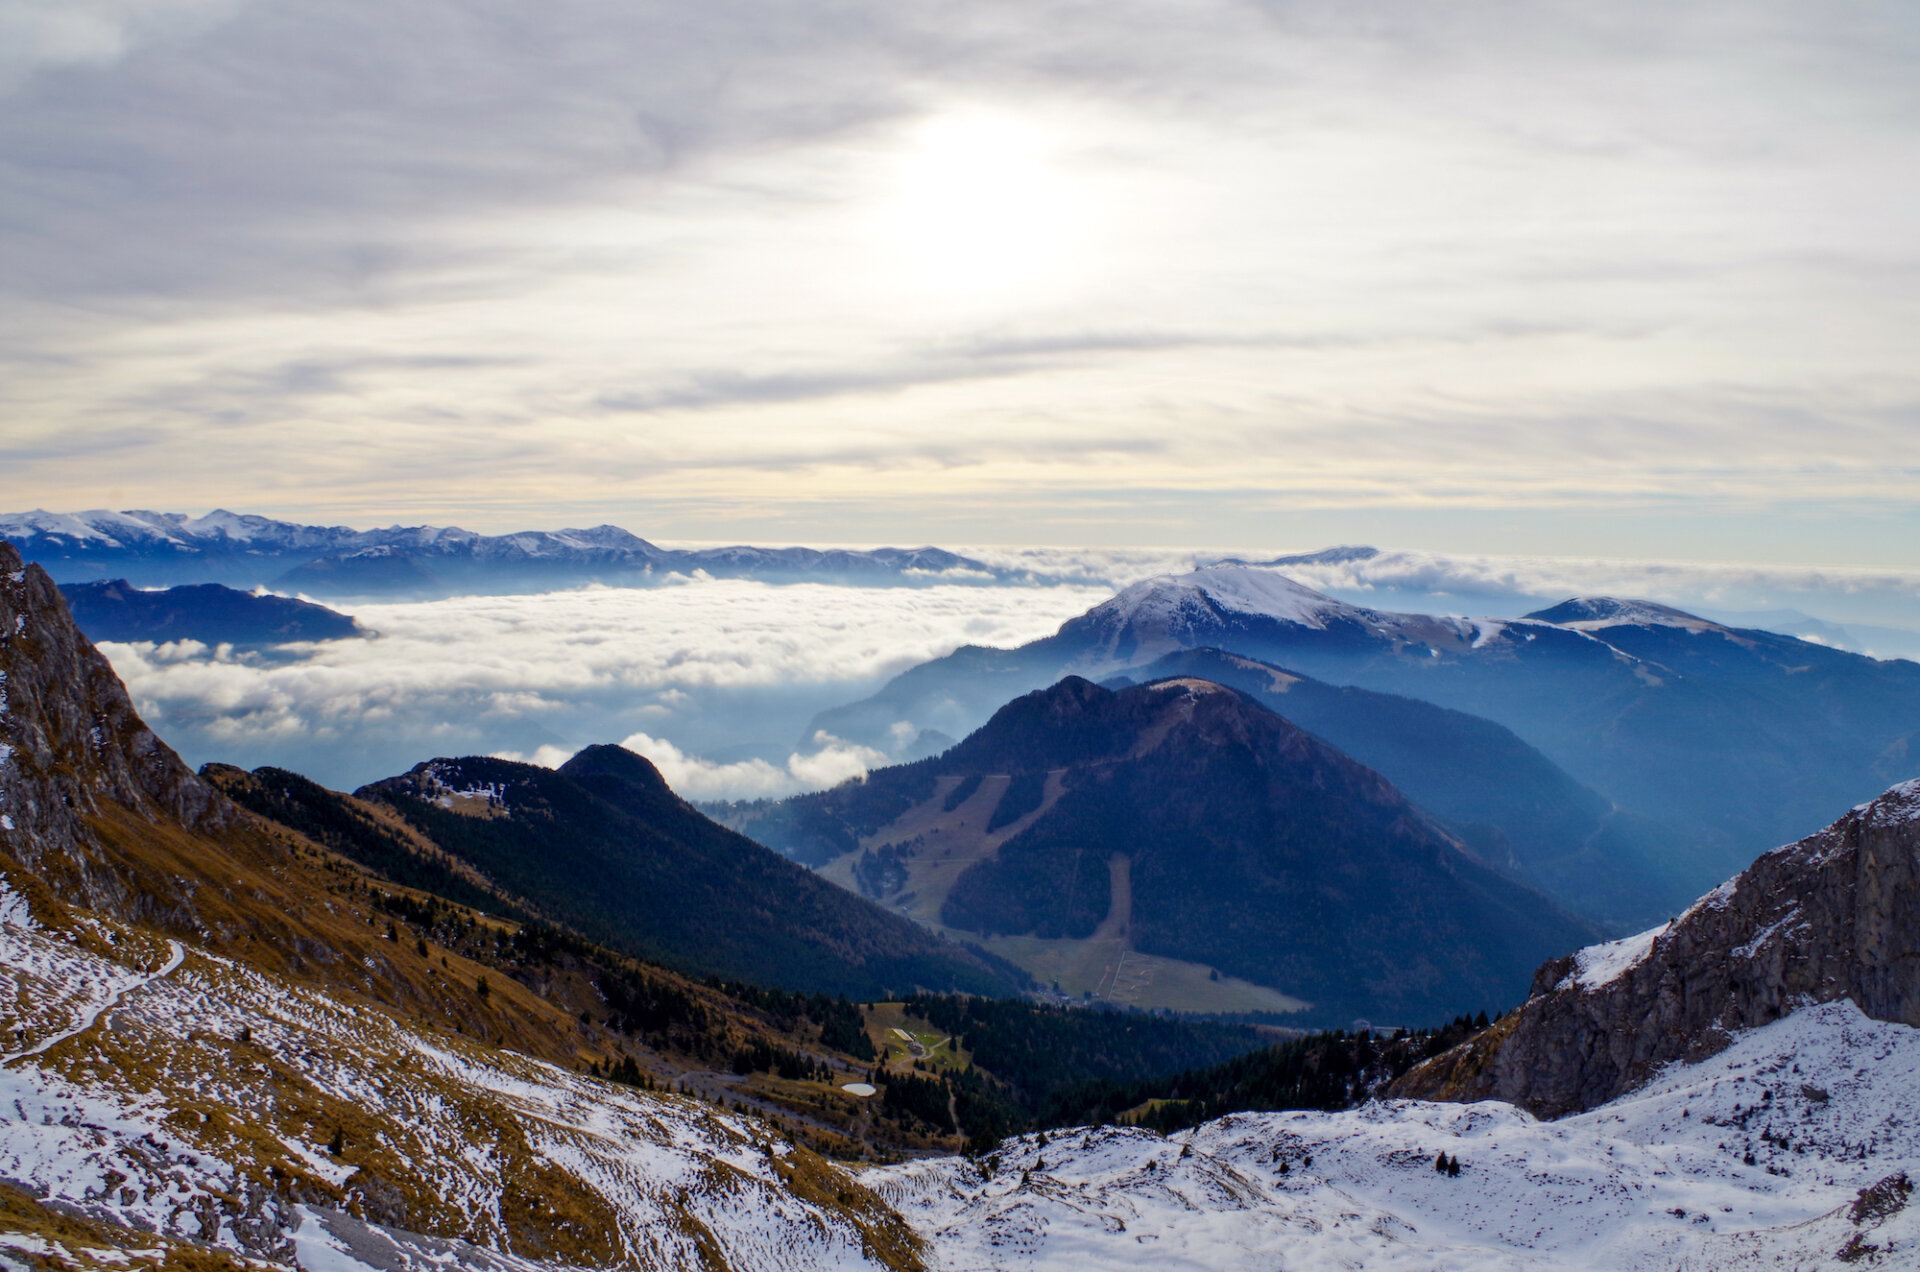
{"left": 809, "top": 563, "right": 1920, "bottom": 911}
{"left": 1, "top": 507, "right": 1006, "bottom": 596}
{"left": 2, "top": 532, "right": 1919, "bottom": 1269}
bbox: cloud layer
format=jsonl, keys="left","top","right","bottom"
{"left": 103, "top": 576, "right": 1107, "bottom": 795}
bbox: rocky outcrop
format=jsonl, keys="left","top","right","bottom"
{"left": 0, "top": 539, "right": 230, "bottom": 909}
{"left": 1392, "top": 777, "right": 1920, "bottom": 1117}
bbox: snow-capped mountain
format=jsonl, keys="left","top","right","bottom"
{"left": 0, "top": 507, "right": 1002, "bottom": 595}
{"left": 809, "top": 563, "right": 1920, "bottom": 907}
{"left": 1060, "top": 563, "right": 1483, "bottom": 665}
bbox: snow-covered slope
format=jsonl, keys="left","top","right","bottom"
{"left": 1523, "top": 596, "right": 1729, "bottom": 634}
{"left": 0, "top": 875, "right": 916, "bottom": 1272}
{"left": 871, "top": 1000, "right": 1919, "bottom": 1270}
{"left": 1060, "top": 564, "right": 1484, "bottom": 665}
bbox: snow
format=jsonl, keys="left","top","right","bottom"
{"left": 1864, "top": 779, "right": 1920, "bottom": 827}
{"left": 1097, "top": 566, "right": 1355, "bottom": 634}
{"left": 1533, "top": 597, "right": 1723, "bottom": 633}
{"left": 0, "top": 906, "right": 901, "bottom": 1272}
{"left": 1557, "top": 922, "right": 1667, "bottom": 990}
{"left": 874, "top": 1000, "right": 1920, "bottom": 1271}
{"left": 1470, "top": 619, "right": 1508, "bottom": 649}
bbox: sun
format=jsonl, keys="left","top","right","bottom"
{"left": 875, "top": 109, "right": 1084, "bottom": 300}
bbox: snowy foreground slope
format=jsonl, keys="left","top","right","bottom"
{"left": 870, "top": 1001, "right": 1920, "bottom": 1271}
{"left": 14, "top": 876, "right": 1917, "bottom": 1272}
{"left": 6, "top": 873, "right": 1916, "bottom": 1272}
{"left": 0, "top": 880, "right": 914, "bottom": 1272}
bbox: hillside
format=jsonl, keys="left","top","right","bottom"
{"left": 1114, "top": 648, "right": 1682, "bottom": 925}
{"left": 730, "top": 676, "right": 1599, "bottom": 1022}
{"left": 871, "top": 1000, "right": 1920, "bottom": 1270}
{"left": 351, "top": 745, "right": 1021, "bottom": 1001}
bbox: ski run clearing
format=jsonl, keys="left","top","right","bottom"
{"left": 2, "top": 880, "right": 1917, "bottom": 1271}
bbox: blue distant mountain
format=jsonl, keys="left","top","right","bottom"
{"left": 1, "top": 508, "right": 1004, "bottom": 596}
{"left": 804, "top": 564, "right": 1920, "bottom": 917}
{"left": 60, "top": 578, "right": 363, "bottom": 647}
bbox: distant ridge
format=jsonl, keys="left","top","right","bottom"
{"left": 808, "top": 564, "right": 1920, "bottom": 903}
{"left": 0, "top": 507, "right": 1006, "bottom": 596}
{"left": 60, "top": 578, "right": 362, "bottom": 646}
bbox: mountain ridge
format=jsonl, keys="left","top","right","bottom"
{"left": 1392, "top": 776, "right": 1920, "bottom": 1117}
{"left": 1, "top": 507, "right": 1006, "bottom": 596}
{"left": 807, "top": 564, "right": 1920, "bottom": 899}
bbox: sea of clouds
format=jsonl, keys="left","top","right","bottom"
{"left": 97, "top": 545, "right": 1920, "bottom": 801}
{"left": 103, "top": 576, "right": 1109, "bottom": 797}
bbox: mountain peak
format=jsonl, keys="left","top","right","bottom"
{"left": 559, "top": 741, "right": 678, "bottom": 803}
{"left": 1523, "top": 596, "right": 1721, "bottom": 631}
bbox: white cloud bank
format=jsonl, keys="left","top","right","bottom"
{"left": 103, "top": 577, "right": 1108, "bottom": 796}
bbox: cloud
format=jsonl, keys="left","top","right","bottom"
{"left": 2, "top": 0, "right": 1917, "bottom": 552}
{"left": 99, "top": 576, "right": 1107, "bottom": 793}
{"left": 610, "top": 730, "right": 888, "bottom": 802}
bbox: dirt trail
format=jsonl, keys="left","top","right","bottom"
{"left": 3, "top": 940, "right": 184, "bottom": 1065}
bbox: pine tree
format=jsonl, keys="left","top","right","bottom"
{"left": 1436, "top": 1151, "right": 1450, "bottom": 1174}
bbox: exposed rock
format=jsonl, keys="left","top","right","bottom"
{"left": 0, "top": 539, "right": 231, "bottom": 912}
{"left": 1391, "top": 777, "right": 1920, "bottom": 1116}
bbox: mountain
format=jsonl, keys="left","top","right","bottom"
{"left": 59, "top": 577, "right": 363, "bottom": 646}
{"left": 726, "top": 675, "right": 1599, "bottom": 1022}
{"left": 347, "top": 744, "right": 1021, "bottom": 1001}
{"left": 0, "top": 537, "right": 940, "bottom": 1268}
{"left": 1105, "top": 648, "right": 1682, "bottom": 925}
{"left": 864, "top": 777, "right": 1920, "bottom": 1270}
{"left": 809, "top": 564, "right": 1920, "bottom": 898}
{"left": 7, "top": 532, "right": 1918, "bottom": 1270}
{"left": 1393, "top": 775, "right": 1920, "bottom": 1117}
{"left": 0, "top": 507, "right": 1003, "bottom": 596}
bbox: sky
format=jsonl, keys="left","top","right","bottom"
{"left": 2, "top": 0, "right": 1918, "bottom": 563}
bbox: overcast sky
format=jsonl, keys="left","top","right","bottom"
{"left": 3, "top": 0, "right": 1917, "bottom": 563}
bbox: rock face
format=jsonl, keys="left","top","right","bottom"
{"left": 1392, "top": 777, "right": 1920, "bottom": 1117}
{"left": 0, "top": 539, "right": 229, "bottom": 909}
